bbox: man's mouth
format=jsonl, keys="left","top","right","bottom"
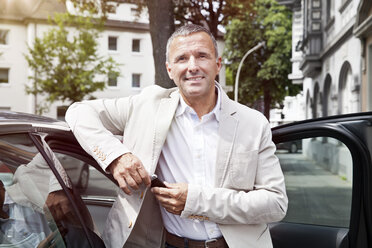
{"left": 185, "top": 76, "right": 204, "bottom": 81}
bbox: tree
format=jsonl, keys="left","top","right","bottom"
{"left": 173, "top": 0, "right": 253, "bottom": 38}
{"left": 25, "top": 11, "right": 120, "bottom": 114}
{"left": 147, "top": 0, "right": 175, "bottom": 88}
{"left": 224, "top": 0, "right": 300, "bottom": 119}
{"left": 68, "top": 0, "right": 257, "bottom": 89}
{"left": 66, "top": 0, "right": 253, "bottom": 89}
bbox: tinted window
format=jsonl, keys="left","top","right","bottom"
{"left": 276, "top": 137, "right": 352, "bottom": 227}
{"left": 54, "top": 152, "right": 118, "bottom": 198}
{"left": 0, "top": 134, "right": 93, "bottom": 246}
{"left": 53, "top": 151, "right": 118, "bottom": 234}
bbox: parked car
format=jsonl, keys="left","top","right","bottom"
{"left": 0, "top": 110, "right": 371, "bottom": 247}
{"left": 275, "top": 139, "right": 302, "bottom": 153}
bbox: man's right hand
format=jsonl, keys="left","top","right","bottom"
{"left": 108, "top": 153, "right": 151, "bottom": 195}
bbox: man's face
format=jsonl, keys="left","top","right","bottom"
{"left": 166, "top": 32, "right": 222, "bottom": 102}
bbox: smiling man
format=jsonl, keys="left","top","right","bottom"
{"left": 66, "top": 24, "right": 287, "bottom": 248}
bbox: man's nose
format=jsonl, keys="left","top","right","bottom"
{"left": 187, "top": 56, "right": 199, "bottom": 72}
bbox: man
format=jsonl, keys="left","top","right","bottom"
{"left": 66, "top": 24, "right": 287, "bottom": 248}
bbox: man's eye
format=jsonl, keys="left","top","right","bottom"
{"left": 176, "top": 57, "right": 186, "bottom": 62}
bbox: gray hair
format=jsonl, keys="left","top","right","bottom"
{"left": 166, "top": 24, "right": 219, "bottom": 62}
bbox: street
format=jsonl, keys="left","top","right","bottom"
{"left": 277, "top": 152, "right": 352, "bottom": 227}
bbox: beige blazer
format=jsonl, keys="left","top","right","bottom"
{"left": 66, "top": 84, "right": 288, "bottom": 248}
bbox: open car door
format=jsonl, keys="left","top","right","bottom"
{"left": 270, "top": 113, "right": 372, "bottom": 248}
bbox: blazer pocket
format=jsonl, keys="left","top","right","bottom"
{"left": 230, "top": 150, "right": 258, "bottom": 190}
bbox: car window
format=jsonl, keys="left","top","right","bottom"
{"left": 52, "top": 151, "right": 119, "bottom": 234}
{"left": 276, "top": 137, "right": 352, "bottom": 227}
{"left": 54, "top": 152, "right": 119, "bottom": 198}
{"left": 0, "top": 133, "right": 101, "bottom": 247}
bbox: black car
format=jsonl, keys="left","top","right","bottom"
{"left": 0, "top": 110, "right": 371, "bottom": 247}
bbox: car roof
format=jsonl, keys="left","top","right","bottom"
{"left": 272, "top": 111, "right": 372, "bottom": 131}
{"left": 0, "top": 111, "right": 70, "bottom": 133}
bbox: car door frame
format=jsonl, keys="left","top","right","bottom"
{"left": 28, "top": 131, "right": 106, "bottom": 248}
{"left": 271, "top": 114, "right": 372, "bottom": 248}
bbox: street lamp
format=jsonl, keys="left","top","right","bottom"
{"left": 234, "top": 41, "right": 266, "bottom": 102}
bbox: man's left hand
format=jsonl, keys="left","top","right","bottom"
{"left": 151, "top": 182, "right": 188, "bottom": 215}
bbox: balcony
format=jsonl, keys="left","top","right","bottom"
{"left": 300, "top": 31, "right": 322, "bottom": 78}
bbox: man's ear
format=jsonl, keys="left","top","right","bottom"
{"left": 216, "top": 57, "right": 222, "bottom": 74}
{"left": 165, "top": 62, "right": 173, "bottom": 79}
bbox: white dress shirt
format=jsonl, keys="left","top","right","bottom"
{"left": 156, "top": 85, "right": 223, "bottom": 240}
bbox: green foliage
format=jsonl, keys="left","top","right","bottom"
{"left": 225, "top": 67, "right": 233, "bottom": 86}
{"left": 224, "top": 0, "right": 300, "bottom": 116}
{"left": 25, "top": 11, "right": 120, "bottom": 114}
{"left": 173, "top": 0, "right": 253, "bottom": 37}
{"left": 65, "top": 0, "right": 122, "bottom": 19}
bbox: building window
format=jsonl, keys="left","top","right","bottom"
{"left": 0, "top": 30, "right": 9, "bottom": 45}
{"left": 108, "top": 72, "right": 118, "bottom": 87}
{"left": 0, "top": 68, "right": 9, "bottom": 84}
{"left": 132, "top": 39, "right": 140, "bottom": 52}
{"left": 312, "top": 11, "right": 321, "bottom": 20}
{"left": 312, "top": 0, "right": 321, "bottom": 8}
{"left": 132, "top": 74, "right": 140, "bottom": 88}
{"left": 312, "top": 23, "right": 321, "bottom": 31}
{"left": 108, "top": 36, "right": 117, "bottom": 51}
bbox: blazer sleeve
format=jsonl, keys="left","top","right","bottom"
{"left": 180, "top": 121, "right": 288, "bottom": 225}
{"left": 65, "top": 97, "right": 133, "bottom": 172}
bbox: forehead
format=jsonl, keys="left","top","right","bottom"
{"left": 168, "top": 32, "right": 215, "bottom": 58}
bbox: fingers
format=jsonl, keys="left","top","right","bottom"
{"left": 151, "top": 183, "right": 188, "bottom": 215}
{"left": 114, "top": 175, "right": 130, "bottom": 194}
{"left": 137, "top": 166, "right": 151, "bottom": 186}
{"left": 109, "top": 153, "right": 150, "bottom": 194}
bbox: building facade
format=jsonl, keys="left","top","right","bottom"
{"left": 281, "top": 0, "right": 364, "bottom": 120}
{"left": 0, "top": 0, "right": 226, "bottom": 119}
{"left": 277, "top": 0, "right": 372, "bottom": 182}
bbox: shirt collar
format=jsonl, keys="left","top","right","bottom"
{"left": 176, "top": 83, "right": 221, "bottom": 122}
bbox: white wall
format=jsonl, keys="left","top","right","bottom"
{"left": 0, "top": 23, "right": 29, "bottom": 113}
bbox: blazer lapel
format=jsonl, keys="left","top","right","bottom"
{"left": 215, "top": 90, "right": 238, "bottom": 187}
{"left": 151, "top": 90, "right": 179, "bottom": 173}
